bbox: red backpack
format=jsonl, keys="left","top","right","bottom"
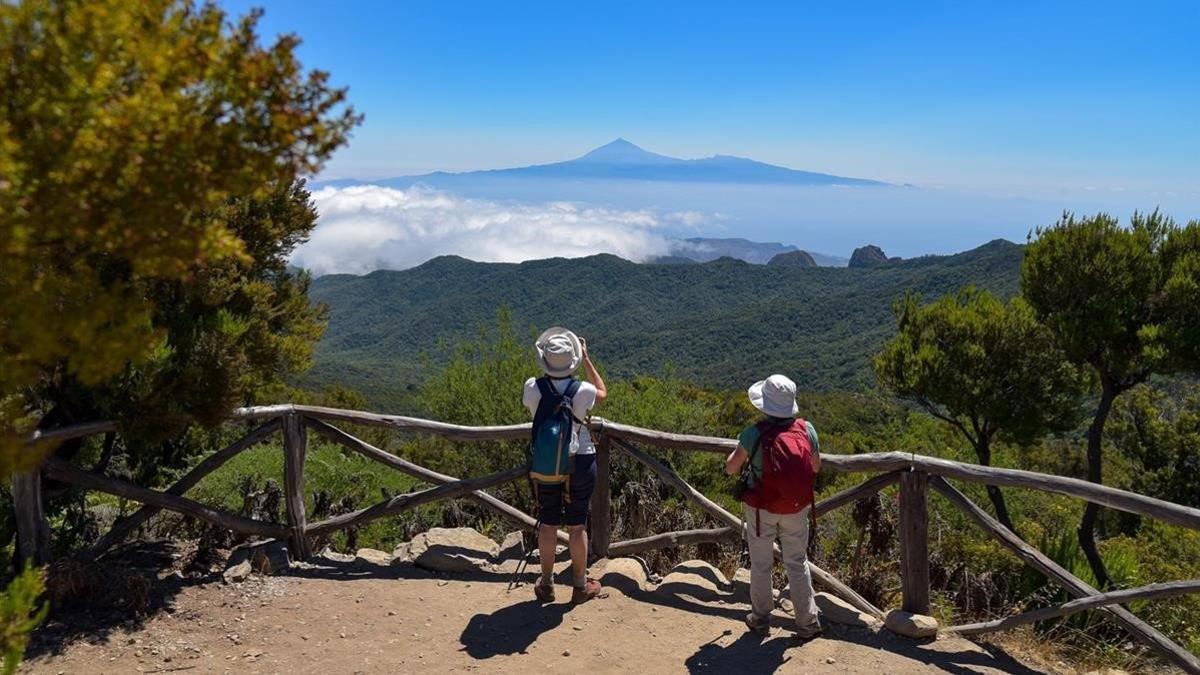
{"left": 743, "top": 418, "right": 817, "bottom": 534}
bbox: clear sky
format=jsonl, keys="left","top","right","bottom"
{"left": 219, "top": 0, "right": 1198, "bottom": 194}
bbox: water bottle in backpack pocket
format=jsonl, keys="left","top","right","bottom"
{"left": 528, "top": 377, "right": 581, "bottom": 484}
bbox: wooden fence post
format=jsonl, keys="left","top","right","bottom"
{"left": 11, "top": 470, "right": 49, "bottom": 566}
{"left": 590, "top": 432, "right": 612, "bottom": 559}
{"left": 282, "top": 413, "right": 312, "bottom": 560}
{"left": 899, "top": 470, "right": 930, "bottom": 615}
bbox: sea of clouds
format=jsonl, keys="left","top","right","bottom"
{"left": 292, "top": 185, "right": 707, "bottom": 276}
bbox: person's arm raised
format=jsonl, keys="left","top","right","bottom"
{"left": 579, "top": 337, "right": 607, "bottom": 404}
{"left": 726, "top": 446, "right": 748, "bottom": 476}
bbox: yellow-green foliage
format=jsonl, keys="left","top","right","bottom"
{"left": 0, "top": 0, "right": 358, "bottom": 470}
{"left": 0, "top": 566, "right": 48, "bottom": 675}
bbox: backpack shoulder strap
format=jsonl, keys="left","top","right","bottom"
{"left": 535, "top": 376, "right": 555, "bottom": 399}
{"left": 563, "top": 379, "right": 581, "bottom": 399}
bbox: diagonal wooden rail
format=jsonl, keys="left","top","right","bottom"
{"left": 15, "top": 404, "right": 1200, "bottom": 674}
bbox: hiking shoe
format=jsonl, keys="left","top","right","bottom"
{"left": 571, "top": 578, "right": 602, "bottom": 604}
{"left": 745, "top": 612, "right": 769, "bottom": 635}
{"left": 794, "top": 621, "right": 823, "bottom": 640}
{"left": 534, "top": 582, "right": 555, "bottom": 603}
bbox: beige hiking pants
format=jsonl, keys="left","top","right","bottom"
{"left": 744, "top": 504, "right": 819, "bottom": 628}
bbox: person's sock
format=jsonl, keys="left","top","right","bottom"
{"left": 540, "top": 571, "right": 553, "bottom": 587}
{"left": 573, "top": 572, "right": 587, "bottom": 588}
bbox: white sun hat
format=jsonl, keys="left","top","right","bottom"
{"left": 534, "top": 326, "right": 582, "bottom": 378}
{"left": 748, "top": 374, "right": 799, "bottom": 418}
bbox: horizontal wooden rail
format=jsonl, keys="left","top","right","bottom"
{"left": 607, "top": 527, "right": 740, "bottom": 557}
{"left": 32, "top": 407, "right": 1200, "bottom": 532}
{"left": 305, "top": 417, "right": 569, "bottom": 546}
{"left": 284, "top": 405, "right": 528, "bottom": 441}
{"left": 306, "top": 464, "right": 527, "bottom": 537}
{"left": 948, "top": 579, "right": 1200, "bottom": 637}
{"left": 84, "top": 419, "right": 281, "bottom": 560}
{"left": 43, "top": 458, "right": 289, "bottom": 541}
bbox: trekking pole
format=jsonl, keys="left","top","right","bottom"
{"left": 507, "top": 518, "right": 540, "bottom": 592}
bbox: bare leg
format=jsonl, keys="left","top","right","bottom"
{"left": 567, "top": 524, "right": 588, "bottom": 585}
{"left": 538, "top": 523, "right": 558, "bottom": 584}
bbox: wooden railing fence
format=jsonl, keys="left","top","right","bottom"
{"left": 13, "top": 404, "right": 1200, "bottom": 672}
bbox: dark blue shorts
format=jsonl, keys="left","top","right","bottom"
{"left": 536, "top": 453, "right": 596, "bottom": 527}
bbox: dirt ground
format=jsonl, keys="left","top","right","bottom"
{"left": 24, "top": 555, "right": 1056, "bottom": 674}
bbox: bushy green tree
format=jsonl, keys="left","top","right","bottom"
{"left": 30, "top": 179, "right": 329, "bottom": 484}
{"left": 874, "top": 288, "right": 1085, "bottom": 534}
{"left": 0, "top": 0, "right": 359, "bottom": 469}
{"left": 1022, "top": 211, "right": 1200, "bottom": 586}
{"left": 1109, "top": 384, "right": 1200, "bottom": 512}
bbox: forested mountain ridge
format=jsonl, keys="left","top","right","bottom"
{"left": 304, "top": 239, "right": 1023, "bottom": 409}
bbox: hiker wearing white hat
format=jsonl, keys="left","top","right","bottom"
{"left": 725, "top": 374, "right": 823, "bottom": 639}
{"left": 522, "top": 327, "right": 608, "bottom": 604}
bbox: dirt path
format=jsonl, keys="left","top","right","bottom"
{"left": 25, "top": 557, "right": 1051, "bottom": 674}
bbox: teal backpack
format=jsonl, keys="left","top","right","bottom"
{"left": 528, "top": 377, "right": 582, "bottom": 484}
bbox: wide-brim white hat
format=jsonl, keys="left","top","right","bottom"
{"left": 748, "top": 374, "right": 799, "bottom": 418}
{"left": 535, "top": 327, "right": 582, "bottom": 378}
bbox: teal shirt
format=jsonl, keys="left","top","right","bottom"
{"left": 738, "top": 417, "right": 820, "bottom": 476}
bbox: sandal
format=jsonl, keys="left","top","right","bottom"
{"left": 534, "top": 582, "right": 555, "bottom": 603}
{"left": 570, "top": 577, "right": 602, "bottom": 604}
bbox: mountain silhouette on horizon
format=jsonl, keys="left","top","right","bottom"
{"left": 318, "top": 139, "right": 889, "bottom": 188}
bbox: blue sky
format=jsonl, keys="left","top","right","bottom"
{"left": 221, "top": 0, "right": 1198, "bottom": 193}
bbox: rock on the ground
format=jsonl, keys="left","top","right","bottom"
{"left": 658, "top": 560, "right": 728, "bottom": 598}
{"left": 222, "top": 560, "right": 252, "bottom": 584}
{"left": 849, "top": 244, "right": 893, "bottom": 268}
{"left": 496, "top": 531, "right": 526, "bottom": 561}
{"left": 227, "top": 540, "right": 290, "bottom": 576}
{"left": 598, "top": 558, "right": 649, "bottom": 593}
{"left": 408, "top": 527, "right": 499, "bottom": 573}
{"left": 318, "top": 548, "right": 355, "bottom": 564}
{"left": 392, "top": 542, "right": 413, "bottom": 564}
{"left": 884, "top": 610, "right": 938, "bottom": 638}
{"left": 815, "top": 592, "right": 882, "bottom": 629}
{"left": 354, "top": 548, "right": 392, "bottom": 567}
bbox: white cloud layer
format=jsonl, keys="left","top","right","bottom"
{"left": 293, "top": 185, "right": 697, "bottom": 275}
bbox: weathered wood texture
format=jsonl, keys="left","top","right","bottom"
{"left": 592, "top": 420, "right": 1200, "bottom": 531}
{"left": 304, "top": 418, "right": 568, "bottom": 546}
{"left": 949, "top": 579, "right": 1200, "bottom": 636}
{"left": 293, "top": 405, "right": 529, "bottom": 441}
{"left": 899, "top": 471, "right": 930, "bottom": 614}
{"left": 930, "top": 476, "right": 1200, "bottom": 674}
{"left": 282, "top": 414, "right": 312, "bottom": 559}
{"left": 41, "top": 409, "right": 1200, "bottom": 532}
{"left": 611, "top": 436, "right": 884, "bottom": 620}
{"left": 813, "top": 470, "right": 901, "bottom": 518}
{"left": 607, "top": 528, "right": 740, "bottom": 557}
{"left": 84, "top": 419, "right": 281, "bottom": 560}
{"left": 42, "top": 458, "right": 289, "bottom": 540}
{"left": 590, "top": 433, "right": 612, "bottom": 558}
{"left": 27, "top": 420, "right": 119, "bottom": 446}
{"left": 306, "top": 464, "right": 527, "bottom": 537}
{"left": 12, "top": 471, "right": 50, "bottom": 565}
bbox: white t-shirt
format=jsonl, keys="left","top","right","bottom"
{"left": 523, "top": 377, "right": 598, "bottom": 455}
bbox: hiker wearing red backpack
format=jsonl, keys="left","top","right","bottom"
{"left": 523, "top": 327, "right": 607, "bottom": 604}
{"left": 725, "top": 374, "right": 822, "bottom": 638}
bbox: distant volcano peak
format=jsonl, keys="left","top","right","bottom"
{"left": 575, "top": 138, "right": 677, "bottom": 164}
